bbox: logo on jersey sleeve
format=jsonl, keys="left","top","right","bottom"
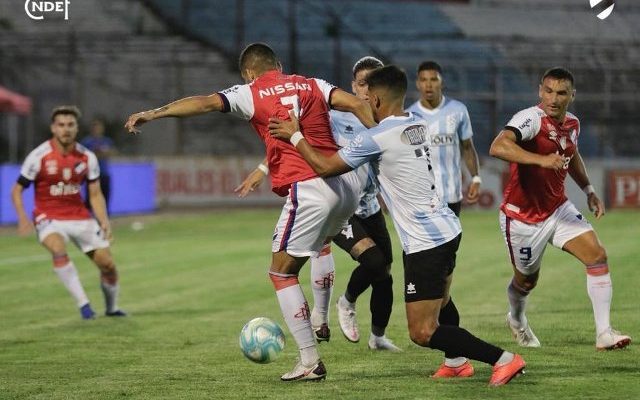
{"left": 400, "top": 125, "right": 427, "bottom": 145}
{"left": 406, "top": 282, "right": 416, "bottom": 294}
{"left": 518, "top": 118, "right": 532, "bottom": 130}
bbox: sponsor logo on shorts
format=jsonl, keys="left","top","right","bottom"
{"left": 406, "top": 282, "right": 416, "bottom": 295}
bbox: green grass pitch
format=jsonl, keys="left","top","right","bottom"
{"left": 0, "top": 209, "right": 637, "bottom": 399}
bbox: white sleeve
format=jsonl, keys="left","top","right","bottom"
{"left": 505, "top": 108, "right": 542, "bottom": 141}
{"left": 218, "top": 84, "right": 255, "bottom": 120}
{"left": 312, "top": 78, "right": 337, "bottom": 104}
{"left": 87, "top": 151, "right": 100, "bottom": 181}
{"left": 19, "top": 149, "right": 41, "bottom": 181}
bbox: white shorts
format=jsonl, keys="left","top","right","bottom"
{"left": 35, "top": 218, "right": 110, "bottom": 253}
{"left": 499, "top": 200, "right": 593, "bottom": 275}
{"left": 272, "top": 170, "right": 364, "bottom": 258}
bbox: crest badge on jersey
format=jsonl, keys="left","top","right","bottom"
{"left": 62, "top": 168, "right": 72, "bottom": 181}
{"left": 45, "top": 160, "right": 58, "bottom": 175}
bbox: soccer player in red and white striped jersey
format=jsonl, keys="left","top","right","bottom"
{"left": 12, "top": 106, "right": 126, "bottom": 320}
{"left": 490, "top": 67, "right": 630, "bottom": 351}
{"left": 125, "top": 43, "right": 375, "bottom": 381}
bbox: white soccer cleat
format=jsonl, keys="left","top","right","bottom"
{"left": 368, "top": 334, "right": 402, "bottom": 352}
{"left": 280, "top": 360, "right": 327, "bottom": 382}
{"left": 336, "top": 295, "right": 359, "bottom": 342}
{"left": 596, "top": 328, "right": 631, "bottom": 351}
{"left": 507, "top": 312, "right": 541, "bottom": 348}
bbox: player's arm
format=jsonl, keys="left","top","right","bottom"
{"left": 87, "top": 180, "right": 113, "bottom": 241}
{"left": 329, "top": 89, "right": 376, "bottom": 128}
{"left": 124, "top": 94, "right": 224, "bottom": 134}
{"left": 460, "top": 138, "right": 481, "bottom": 203}
{"left": 10, "top": 181, "right": 34, "bottom": 236}
{"left": 568, "top": 150, "right": 604, "bottom": 219}
{"left": 268, "top": 112, "right": 353, "bottom": 177}
{"left": 234, "top": 157, "right": 269, "bottom": 197}
{"left": 489, "top": 129, "right": 564, "bottom": 170}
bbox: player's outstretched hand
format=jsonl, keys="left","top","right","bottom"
{"left": 124, "top": 111, "right": 153, "bottom": 135}
{"left": 100, "top": 221, "right": 113, "bottom": 242}
{"left": 466, "top": 181, "right": 480, "bottom": 204}
{"left": 268, "top": 110, "right": 300, "bottom": 140}
{"left": 17, "top": 217, "right": 34, "bottom": 237}
{"left": 234, "top": 168, "right": 267, "bottom": 197}
{"left": 539, "top": 152, "right": 565, "bottom": 170}
{"left": 587, "top": 192, "right": 605, "bottom": 220}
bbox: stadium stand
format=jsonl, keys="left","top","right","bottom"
{"left": 1, "top": 0, "right": 639, "bottom": 157}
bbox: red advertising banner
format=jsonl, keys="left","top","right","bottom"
{"left": 607, "top": 170, "right": 640, "bottom": 209}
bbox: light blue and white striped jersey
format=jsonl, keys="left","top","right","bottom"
{"left": 329, "top": 110, "right": 380, "bottom": 219}
{"left": 338, "top": 112, "right": 462, "bottom": 254}
{"left": 406, "top": 97, "right": 473, "bottom": 203}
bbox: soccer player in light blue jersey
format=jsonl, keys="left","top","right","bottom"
{"left": 330, "top": 57, "right": 400, "bottom": 352}
{"left": 406, "top": 61, "right": 482, "bottom": 377}
{"left": 268, "top": 65, "right": 526, "bottom": 387}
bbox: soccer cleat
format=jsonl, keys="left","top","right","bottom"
{"left": 489, "top": 354, "right": 526, "bottom": 386}
{"left": 280, "top": 360, "right": 327, "bottom": 382}
{"left": 368, "top": 334, "right": 402, "bottom": 352}
{"left": 507, "top": 313, "right": 541, "bottom": 348}
{"left": 336, "top": 295, "right": 359, "bottom": 342}
{"left": 596, "top": 328, "right": 631, "bottom": 351}
{"left": 105, "top": 309, "right": 128, "bottom": 317}
{"left": 431, "top": 360, "right": 475, "bottom": 378}
{"left": 313, "top": 323, "right": 330, "bottom": 343}
{"left": 80, "top": 303, "right": 96, "bottom": 320}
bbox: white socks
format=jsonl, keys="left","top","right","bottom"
{"left": 586, "top": 269, "right": 612, "bottom": 336}
{"left": 507, "top": 279, "right": 529, "bottom": 327}
{"left": 101, "top": 281, "right": 120, "bottom": 313}
{"left": 270, "top": 273, "right": 319, "bottom": 366}
{"left": 54, "top": 262, "right": 89, "bottom": 308}
{"left": 310, "top": 249, "right": 335, "bottom": 328}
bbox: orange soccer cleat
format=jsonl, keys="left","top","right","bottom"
{"left": 489, "top": 354, "right": 526, "bottom": 386}
{"left": 431, "top": 360, "right": 475, "bottom": 378}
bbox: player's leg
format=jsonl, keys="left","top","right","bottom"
{"left": 403, "top": 237, "right": 525, "bottom": 386}
{"left": 359, "top": 211, "right": 399, "bottom": 351}
{"left": 309, "top": 243, "right": 335, "bottom": 342}
{"left": 332, "top": 218, "right": 375, "bottom": 343}
{"left": 270, "top": 176, "right": 358, "bottom": 381}
{"left": 500, "top": 212, "right": 546, "bottom": 347}
{"left": 39, "top": 221, "right": 93, "bottom": 319}
{"left": 554, "top": 203, "right": 631, "bottom": 349}
{"left": 73, "top": 219, "right": 125, "bottom": 316}
{"left": 269, "top": 251, "right": 326, "bottom": 381}
{"left": 86, "top": 247, "right": 125, "bottom": 316}
{"left": 432, "top": 273, "right": 474, "bottom": 378}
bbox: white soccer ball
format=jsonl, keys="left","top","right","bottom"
{"left": 239, "top": 317, "right": 285, "bottom": 364}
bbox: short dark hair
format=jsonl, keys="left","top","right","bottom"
{"left": 542, "top": 67, "right": 575, "bottom": 87}
{"left": 417, "top": 61, "right": 442, "bottom": 75}
{"left": 51, "top": 105, "right": 81, "bottom": 122}
{"left": 238, "top": 42, "right": 279, "bottom": 73}
{"left": 352, "top": 56, "right": 383, "bottom": 78}
{"left": 365, "top": 65, "right": 407, "bottom": 99}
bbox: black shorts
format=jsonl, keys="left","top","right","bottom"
{"left": 402, "top": 233, "right": 461, "bottom": 302}
{"left": 448, "top": 201, "right": 461, "bottom": 217}
{"left": 333, "top": 210, "right": 393, "bottom": 265}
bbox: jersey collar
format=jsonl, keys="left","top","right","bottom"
{"left": 416, "top": 96, "right": 446, "bottom": 115}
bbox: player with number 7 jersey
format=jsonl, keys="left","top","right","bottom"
{"left": 124, "top": 43, "right": 375, "bottom": 382}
